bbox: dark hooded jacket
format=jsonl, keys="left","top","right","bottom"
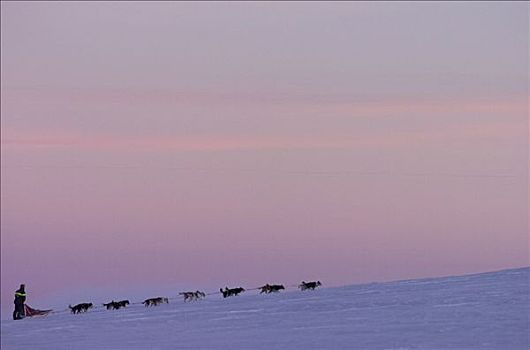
{"left": 14, "top": 286, "right": 26, "bottom": 305}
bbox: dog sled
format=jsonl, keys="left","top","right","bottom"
{"left": 24, "top": 305, "right": 53, "bottom": 317}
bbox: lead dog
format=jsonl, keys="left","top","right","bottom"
{"left": 299, "top": 281, "right": 322, "bottom": 291}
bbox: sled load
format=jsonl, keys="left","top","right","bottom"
{"left": 24, "top": 305, "right": 53, "bottom": 317}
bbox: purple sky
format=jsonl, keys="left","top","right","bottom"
{"left": 1, "top": 2, "right": 528, "bottom": 317}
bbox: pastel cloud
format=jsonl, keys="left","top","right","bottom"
{"left": 2, "top": 90, "right": 526, "bottom": 152}
{"left": 2, "top": 118, "right": 524, "bottom": 153}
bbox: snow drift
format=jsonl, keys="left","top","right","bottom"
{"left": 1, "top": 267, "right": 528, "bottom": 349}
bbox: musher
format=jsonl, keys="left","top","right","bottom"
{"left": 13, "top": 284, "right": 27, "bottom": 320}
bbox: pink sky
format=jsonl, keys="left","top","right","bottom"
{"left": 1, "top": 2, "right": 528, "bottom": 317}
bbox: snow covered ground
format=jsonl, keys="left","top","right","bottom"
{"left": 1, "top": 267, "right": 528, "bottom": 349}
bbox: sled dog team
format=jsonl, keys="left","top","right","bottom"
{"left": 68, "top": 281, "right": 322, "bottom": 314}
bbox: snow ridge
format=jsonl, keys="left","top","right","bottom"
{"left": 1, "top": 267, "right": 528, "bottom": 349}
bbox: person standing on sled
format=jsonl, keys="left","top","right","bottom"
{"left": 13, "top": 284, "right": 27, "bottom": 320}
